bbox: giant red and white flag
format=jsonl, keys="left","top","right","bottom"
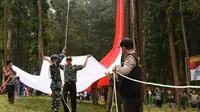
{"left": 97, "top": 0, "right": 124, "bottom": 88}
{"left": 11, "top": 0, "right": 124, "bottom": 94}
{"left": 189, "top": 55, "right": 200, "bottom": 81}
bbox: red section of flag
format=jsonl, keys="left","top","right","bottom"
{"left": 189, "top": 55, "right": 200, "bottom": 69}
{"left": 97, "top": 0, "right": 124, "bottom": 88}
{"left": 85, "top": 0, "right": 124, "bottom": 91}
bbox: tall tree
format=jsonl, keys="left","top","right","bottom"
{"left": 179, "top": 0, "right": 189, "bottom": 57}
{"left": 2, "top": 0, "right": 7, "bottom": 85}
{"left": 166, "top": 0, "right": 180, "bottom": 102}
{"left": 127, "top": 0, "right": 145, "bottom": 110}
{"left": 137, "top": 0, "right": 145, "bottom": 111}
{"left": 3, "top": 0, "right": 13, "bottom": 62}
{"left": 128, "top": 0, "right": 137, "bottom": 50}
{"left": 37, "top": 0, "right": 44, "bottom": 68}
{"left": 3, "top": 0, "right": 8, "bottom": 62}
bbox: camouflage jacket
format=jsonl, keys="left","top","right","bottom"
{"left": 50, "top": 52, "right": 65, "bottom": 89}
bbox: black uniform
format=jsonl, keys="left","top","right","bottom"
{"left": 118, "top": 53, "right": 142, "bottom": 112}
{"left": 50, "top": 53, "right": 65, "bottom": 112}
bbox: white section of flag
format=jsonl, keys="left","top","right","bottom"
{"left": 13, "top": 56, "right": 109, "bottom": 94}
{"left": 108, "top": 50, "right": 122, "bottom": 72}
{"left": 190, "top": 69, "right": 200, "bottom": 81}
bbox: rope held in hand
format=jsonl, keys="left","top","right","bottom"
{"left": 61, "top": 88, "right": 71, "bottom": 112}
{"left": 113, "top": 74, "right": 119, "bottom": 112}
{"left": 62, "top": 0, "right": 71, "bottom": 111}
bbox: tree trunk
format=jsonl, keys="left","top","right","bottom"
{"left": 4, "top": 0, "right": 12, "bottom": 61}
{"left": 130, "top": 0, "right": 137, "bottom": 50}
{"left": 38, "top": 0, "right": 44, "bottom": 68}
{"left": 3, "top": 0, "right": 13, "bottom": 85}
{"left": 179, "top": 2, "right": 190, "bottom": 103}
{"left": 179, "top": 0, "right": 189, "bottom": 57}
{"left": 166, "top": 4, "right": 180, "bottom": 103}
{"left": 7, "top": 29, "right": 12, "bottom": 60}
{"left": 2, "top": 0, "right": 8, "bottom": 85}
{"left": 137, "top": 0, "right": 144, "bottom": 60}
{"left": 3, "top": 0, "right": 8, "bottom": 63}
{"left": 125, "top": 0, "right": 130, "bottom": 37}
{"left": 0, "top": 19, "right": 2, "bottom": 86}
{"left": 178, "top": 50, "right": 185, "bottom": 85}
{"left": 137, "top": 0, "right": 145, "bottom": 111}
{"left": 129, "top": 0, "right": 145, "bottom": 109}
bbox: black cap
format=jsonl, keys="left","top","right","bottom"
{"left": 119, "top": 38, "right": 133, "bottom": 48}
{"left": 50, "top": 54, "right": 58, "bottom": 60}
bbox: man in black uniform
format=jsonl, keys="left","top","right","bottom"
{"left": 44, "top": 47, "right": 67, "bottom": 112}
{"left": 113, "top": 38, "right": 142, "bottom": 112}
{"left": 61, "top": 55, "right": 90, "bottom": 112}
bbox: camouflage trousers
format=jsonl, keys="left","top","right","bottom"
{"left": 51, "top": 89, "right": 61, "bottom": 112}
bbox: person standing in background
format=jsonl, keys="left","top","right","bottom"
{"left": 14, "top": 77, "right": 20, "bottom": 99}
{"left": 147, "top": 87, "right": 153, "bottom": 111}
{"left": 3, "top": 60, "right": 17, "bottom": 104}
{"left": 154, "top": 87, "right": 162, "bottom": 108}
{"left": 90, "top": 81, "right": 99, "bottom": 105}
{"left": 19, "top": 81, "right": 24, "bottom": 97}
{"left": 178, "top": 89, "right": 187, "bottom": 110}
{"left": 167, "top": 90, "right": 174, "bottom": 108}
{"left": 190, "top": 90, "right": 200, "bottom": 109}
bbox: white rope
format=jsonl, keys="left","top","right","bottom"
{"left": 61, "top": 88, "right": 71, "bottom": 112}
{"left": 110, "top": 88, "right": 115, "bottom": 112}
{"left": 65, "top": 0, "right": 70, "bottom": 47}
{"left": 116, "top": 71, "right": 200, "bottom": 89}
{"left": 113, "top": 74, "right": 119, "bottom": 112}
{"left": 62, "top": 0, "right": 71, "bottom": 111}
{"left": 112, "top": 71, "right": 200, "bottom": 112}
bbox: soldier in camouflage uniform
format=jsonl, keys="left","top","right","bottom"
{"left": 44, "top": 47, "right": 67, "bottom": 112}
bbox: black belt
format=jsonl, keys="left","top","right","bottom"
{"left": 65, "top": 82, "right": 75, "bottom": 84}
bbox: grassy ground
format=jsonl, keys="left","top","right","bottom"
{"left": 0, "top": 95, "right": 198, "bottom": 112}
{"left": 0, "top": 95, "right": 105, "bottom": 112}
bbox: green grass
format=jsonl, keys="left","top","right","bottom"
{"left": 0, "top": 95, "right": 198, "bottom": 112}
{"left": 0, "top": 95, "right": 105, "bottom": 112}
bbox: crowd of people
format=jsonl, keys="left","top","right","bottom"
{"left": 146, "top": 87, "right": 200, "bottom": 111}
